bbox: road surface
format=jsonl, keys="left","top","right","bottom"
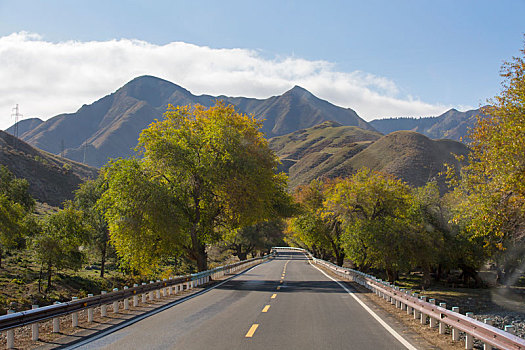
{"left": 73, "top": 251, "right": 414, "bottom": 349}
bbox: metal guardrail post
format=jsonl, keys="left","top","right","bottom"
{"left": 451, "top": 307, "right": 460, "bottom": 341}
{"left": 484, "top": 319, "right": 493, "bottom": 350}
{"left": 71, "top": 297, "right": 79, "bottom": 327}
{"left": 53, "top": 302, "right": 61, "bottom": 332}
{"left": 6, "top": 309, "right": 14, "bottom": 349}
{"left": 439, "top": 303, "right": 447, "bottom": 334}
{"left": 505, "top": 325, "right": 515, "bottom": 334}
{"left": 465, "top": 312, "right": 474, "bottom": 349}
{"left": 149, "top": 281, "right": 155, "bottom": 301}
{"left": 133, "top": 284, "right": 139, "bottom": 306}
{"left": 142, "top": 283, "right": 147, "bottom": 303}
{"left": 112, "top": 289, "right": 119, "bottom": 313}
{"left": 87, "top": 294, "right": 94, "bottom": 322}
{"left": 412, "top": 294, "right": 420, "bottom": 319}
{"left": 429, "top": 299, "right": 437, "bottom": 328}
{"left": 124, "top": 286, "right": 130, "bottom": 310}
{"left": 101, "top": 291, "right": 108, "bottom": 317}
{"left": 420, "top": 296, "right": 427, "bottom": 324}
{"left": 31, "top": 305, "right": 39, "bottom": 340}
{"left": 155, "top": 280, "right": 161, "bottom": 299}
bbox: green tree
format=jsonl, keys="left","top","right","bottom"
{"left": 0, "top": 166, "right": 35, "bottom": 267}
{"left": 74, "top": 176, "right": 112, "bottom": 278}
{"left": 324, "top": 168, "right": 414, "bottom": 281}
{"left": 287, "top": 180, "right": 345, "bottom": 265}
{"left": 34, "top": 204, "right": 89, "bottom": 292}
{"left": 102, "top": 102, "right": 290, "bottom": 272}
{"left": 227, "top": 220, "right": 287, "bottom": 260}
{"left": 448, "top": 39, "right": 525, "bottom": 284}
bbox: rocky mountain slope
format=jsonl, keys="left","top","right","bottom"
{"left": 10, "top": 76, "right": 374, "bottom": 167}
{"left": 370, "top": 108, "right": 487, "bottom": 142}
{"left": 0, "top": 130, "right": 98, "bottom": 206}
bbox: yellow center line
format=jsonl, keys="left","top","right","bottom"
{"left": 279, "top": 280, "right": 283, "bottom": 284}
{"left": 245, "top": 324, "right": 259, "bottom": 338}
{"left": 276, "top": 286, "right": 281, "bottom": 290}
{"left": 271, "top": 293, "right": 277, "bottom": 299}
{"left": 262, "top": 305, "right": 271, "bottom": 312}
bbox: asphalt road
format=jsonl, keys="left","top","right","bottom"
{"left": 74, "top": 251, "right": 414, "bottom": 350}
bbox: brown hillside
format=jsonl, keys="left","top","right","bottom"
{"left": 0, "top": 130, "right": 98, "bottom": 207}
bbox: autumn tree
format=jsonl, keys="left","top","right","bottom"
{"left": 448, "top": 39, "right": 525, "bottom": 284}
{"left": 287, "top": 180, "right": 345, "bottom": 265}
{"left": 102, "top": 102, "right": 290, "bottom": 272}
{"left": 324, "top": 168, "right": 415, "bottom": 281}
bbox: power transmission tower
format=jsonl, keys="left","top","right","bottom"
{"left": 11, "top": 104, "right": 23, "bottom": 148}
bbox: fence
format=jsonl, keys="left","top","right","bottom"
{"left": 0, "top": 253, "right": 272, "bottom": 349}
{"left": 272, "top": 246, "right": 525, "bottom": 350}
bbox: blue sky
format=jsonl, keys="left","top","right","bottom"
{"left": 0, "top": 0, "right": 523, "bottom": 129}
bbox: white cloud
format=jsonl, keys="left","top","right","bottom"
{"left": 0, "top": 31, "right": 456, "bottom": 130}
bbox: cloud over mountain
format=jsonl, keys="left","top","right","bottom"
{"left": 0, "top": 32, "right": 452, "bottom": 130}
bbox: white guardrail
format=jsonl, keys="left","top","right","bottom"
{"left": 0, "top": 253, "right": 273, "bottom": 349}
{"left": 272, "top": 246, "right": 525, "bottom": 350}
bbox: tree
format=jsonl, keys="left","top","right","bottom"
{"left": 227, "top": 220, "right": 287, "bottom": 260}
{"left": 287, "top": 180, "right": 345, "bottom": 265}
{"left": 448, "top": 39, "right": 525, "bottom": 284}
{"left": 324, "top": 168, "right": 414, "bottom": 281}
{"left": 0, "top": 166, "right": 35, "bottom": 268}
{"left": 34, "top": 204, "right": 89, "bottom": 292}
{"left": 102, "top": 102, "right": 290, "bottom": 272}
{"left": 74, "top": 177, "right": 113, "bottom": 278}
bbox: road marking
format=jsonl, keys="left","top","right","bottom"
{"left": 271, "top": 293, "right": 277, "bottom": 299}
{"left": 276, "top": 286, "right": 281, "bottom": 290}
{"left": 279, "top": 280, "right": 283, "bottom": 283}
{"left": 309, "top": 261, "right": 418, "bottom": 350}
{"left": 262, "top": 305, "right": 271, "bottom": 312}
{"left": 245, "top": 324, "right": 259, "bottom": 337}
{"left": 64, "top": 260, "right": 272, "bottom": 349}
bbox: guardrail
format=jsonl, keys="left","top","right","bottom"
{"left": 273, "top": 246, "right": 525, "bottom": 350}
{"left": 0, "top": 253, "right": 273, "bottom": 349}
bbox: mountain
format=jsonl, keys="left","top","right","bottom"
{"left": 269, "top": 123, "right": 469, "bottom": 192}
{"left": 370, "top": 108, "right": 487, "bottom": 142}
{"left": 0, "top": 130, "right": 98, "bottom": 207}
{"left": 5, "top": 117, "right": 43, "bottom": 137}
{"left": 12, "top": 76, "right": 375, "bottom": 168}
{"left": 269, "top": 121, "right": 383, "bottom": 189}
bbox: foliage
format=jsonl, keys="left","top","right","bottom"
{"left": 227, "top": 220, "right": 287, "bottom": 261}
{"left": 447, "top": 38, "right": 525, "bottom": 283}
{"left": 34, "top": 204, "right": 90, "bottom": 291}
{"left": 0, "top": 166, "right": 35, "bottom": 268}
{"left": 74, "top": 176, "right": 113, "bottom": 278}
{"left": 287, "top": 180, "right": 345, "bottom": 265}
{"left": 102, "top": 102, "right": 290, "bottom": 272}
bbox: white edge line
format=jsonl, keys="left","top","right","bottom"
{"left": 65, "top": 260, "right": 270, "bottom": 349}
{"left": 309, "top": 259, "right": 418, "bottom": 350}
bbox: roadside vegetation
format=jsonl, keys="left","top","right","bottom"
{"left": 1, "top": 41, "right": 523, "bottom": 318}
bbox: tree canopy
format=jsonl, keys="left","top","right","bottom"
{"left": 101, "top": 102, "right": 291, "bottom": 272}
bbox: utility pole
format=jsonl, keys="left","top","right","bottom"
{"left": 11, "top": 104, "right": 23, "bottom": 148}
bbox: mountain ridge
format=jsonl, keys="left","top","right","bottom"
{"left": 10, "top": 75, "right": 374, "bottom": 167}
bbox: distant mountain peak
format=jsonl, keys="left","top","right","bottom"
{"left": 285, "top": 85, "right": 313, "bottom": 97}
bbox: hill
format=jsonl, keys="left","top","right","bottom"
{"left": 370, "top": 108, "right": 487, "bottom": 142}
{"left": 338, "top": 130, "right": 469, "bottom": 191}
{"left": 10, "top": 76, "right": 374, "bottom": 168}
{"left": 270, "top": 123, "right": 469, "bottom": 191}
{"left": 0, "top": 130, "right": 98, "bottom": 206}
{"left": 268, "top": 121, "right": 383, "bottom": 189}
{"left": 5, "top": 117, "right": 43, "bottom": 137}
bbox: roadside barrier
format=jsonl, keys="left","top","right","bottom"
{"left": 272, "top": 246, "right": 525, "bottom": 350}
{"left": 0, "top": 254, "right": 272, "bottom": 349}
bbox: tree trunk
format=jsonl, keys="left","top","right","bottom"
{"left": 46, "top": 265, "right": 53, "bottom": 293}
{"left": 100, "top": 240, "right": 107, "bottom": 278}
{"left": 336, "top": 251, "right": 345, "bottom": 267}
{"left": 422, "top": 265, "right": 432, "bottom": 289}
